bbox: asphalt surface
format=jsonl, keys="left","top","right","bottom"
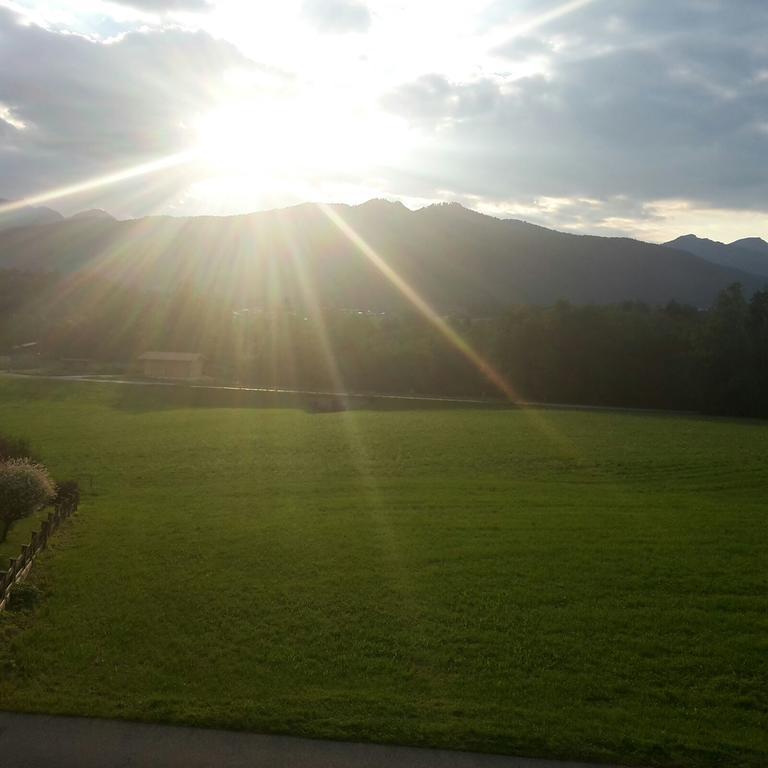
{"left": 0, "top": 712, "right": 623, "bottom": 768}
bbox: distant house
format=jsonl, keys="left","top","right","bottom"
{"left": 138, "top": 352, "right": 203, "bottom": 380}
{"left": 7, "top": 341, "right": 40, "bottom": 370}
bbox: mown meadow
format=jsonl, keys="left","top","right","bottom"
{"left": 0, "top": 378, "right": 765, "bottom": 767}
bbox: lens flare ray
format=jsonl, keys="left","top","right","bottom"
{"left": 0, "top": 151, "right": 194, "bottom": 217}
{"left": 318, "top": 203, "right": 520, "bottom": 401}
{"left": 316, "top": 203, "right": 585, "bottom": 455}
{"left": 487, "top": 0, "right": 599, "bottom": 47}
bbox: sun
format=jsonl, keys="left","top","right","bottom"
{"left": 193, "top": 97, "right": 412, "bottom": 183}
{"left": 194, "top": 102, "right": 294, "bottom": 176}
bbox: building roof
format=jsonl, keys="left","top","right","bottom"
{"left": 138, "top": 352, "right": 203, "bottom": 362}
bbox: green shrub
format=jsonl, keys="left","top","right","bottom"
{"left": 6, "top": 582, "right": 42, "bottom": 611}
{"left": 0, "top": 434, "right": 36, "bottom": 462}
{"left": 54, "top": 479, "right": 81, "bottom": 509}
{"left": 0, "top": 459, "right": 56, "bottom": 543}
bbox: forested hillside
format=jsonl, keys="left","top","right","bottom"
{"left": 0, "top": 200, "right": 762, "bottom": 310}
{"left": 2, "top": 267, "right": 768, "bottom": 417}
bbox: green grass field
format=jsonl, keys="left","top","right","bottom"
{"left": 0, "top": 378, "right": 766, "bottom": 767}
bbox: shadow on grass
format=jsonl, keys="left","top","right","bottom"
{"left": 0, "top": 507, "right": 48, "bottom": 562}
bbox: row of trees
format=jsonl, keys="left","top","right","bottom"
{"left": 2, "top": 268, "right": 767, "bottom": 417}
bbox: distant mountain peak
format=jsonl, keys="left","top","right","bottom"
{"left": 670, "top": 233, "right": 722, "bottom": 245}
{"left": 69, "top": 209, "right": 116, "bottom": 222}
{"left": 664, "top": 233, "right": 768, "bottom": 278}
{"left": 0, "top": 199, "right": 63, "bottom": 231}
{"left": 422, "top": 201, "right": 469, "bottom": 211}
{"left": 417, "top": 201, "right": 493, "bottom": 222}
{"left": 730, "top": 237, "right": 768, "bottom": 253}
{"left": 357, "top": 198, "right": 408, "bottom": 211}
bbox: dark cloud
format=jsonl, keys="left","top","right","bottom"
{"left": 381, "top": 74, "right": 498, "bottom": 123}
{"left": 493, "top": 36, "right": 550, "bottom": 60}
{"left": 515, "top": 196, "right": 664, "bottom": 237}
{"left": 383, "top": 0, "right": 768, "bottom": 215}
{"left": 302, "top": 0, "right": 371, "bottom": 33}
{"left": 0, "top": 7, "right": 271, "bottom": 209}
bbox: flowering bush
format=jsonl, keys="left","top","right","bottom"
{"left": 0, "top": 459, "right": 56, "bottom": 543}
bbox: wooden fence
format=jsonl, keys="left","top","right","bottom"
{"left": 0, "top": 491, "right": 79, "bottom": 612}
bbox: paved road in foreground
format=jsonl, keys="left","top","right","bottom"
{"left": 0, "top": 712, "right": 623, "bottom": 768}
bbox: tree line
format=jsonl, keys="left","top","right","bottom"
{"left": 1, "top": 269, "right": 767, "bottom": 417}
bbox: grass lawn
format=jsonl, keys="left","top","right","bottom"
{"left": 0, "top": 505, "right": 50, "bottom": 563}
{"left": 0, "top": 377, "right": 765, "bottom": 767}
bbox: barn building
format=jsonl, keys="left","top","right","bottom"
{"left": 138, "top": 352, "right": 203, "bottom": 380}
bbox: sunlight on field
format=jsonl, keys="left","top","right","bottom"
{"left": 0, "top": 380, "right": 766, "bottom": 768}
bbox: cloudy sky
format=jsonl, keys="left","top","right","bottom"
{"left": 1, "top": 0, "right": 767, "bottom": 241}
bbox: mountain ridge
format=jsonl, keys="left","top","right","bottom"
{"left": 0, "top": 200, "right": 764, "bottom": 310}
{"left": 664, "top": 233, "right": 768, "bottom": 278}
{"left": 0, "top": 198, "right": 63, "bottom": 231}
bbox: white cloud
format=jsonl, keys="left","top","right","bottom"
{"left": 110, "top": 0, "right": 212, "bottom": 11}
{"left": 302, "top": 0, "right": 371, "bottom": 33}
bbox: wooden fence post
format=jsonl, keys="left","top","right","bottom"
{"left": 0, "top": 494, "right": 80, "bottom": 612}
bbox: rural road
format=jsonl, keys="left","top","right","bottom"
{"left": 0, "top": 712, "right": 624, "bottom": 768}
{"left": 0, "top": 371, "right": 492, "bottom": 405}
{"left": 0, "top": 371, "right": 695, "bottom": 416}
